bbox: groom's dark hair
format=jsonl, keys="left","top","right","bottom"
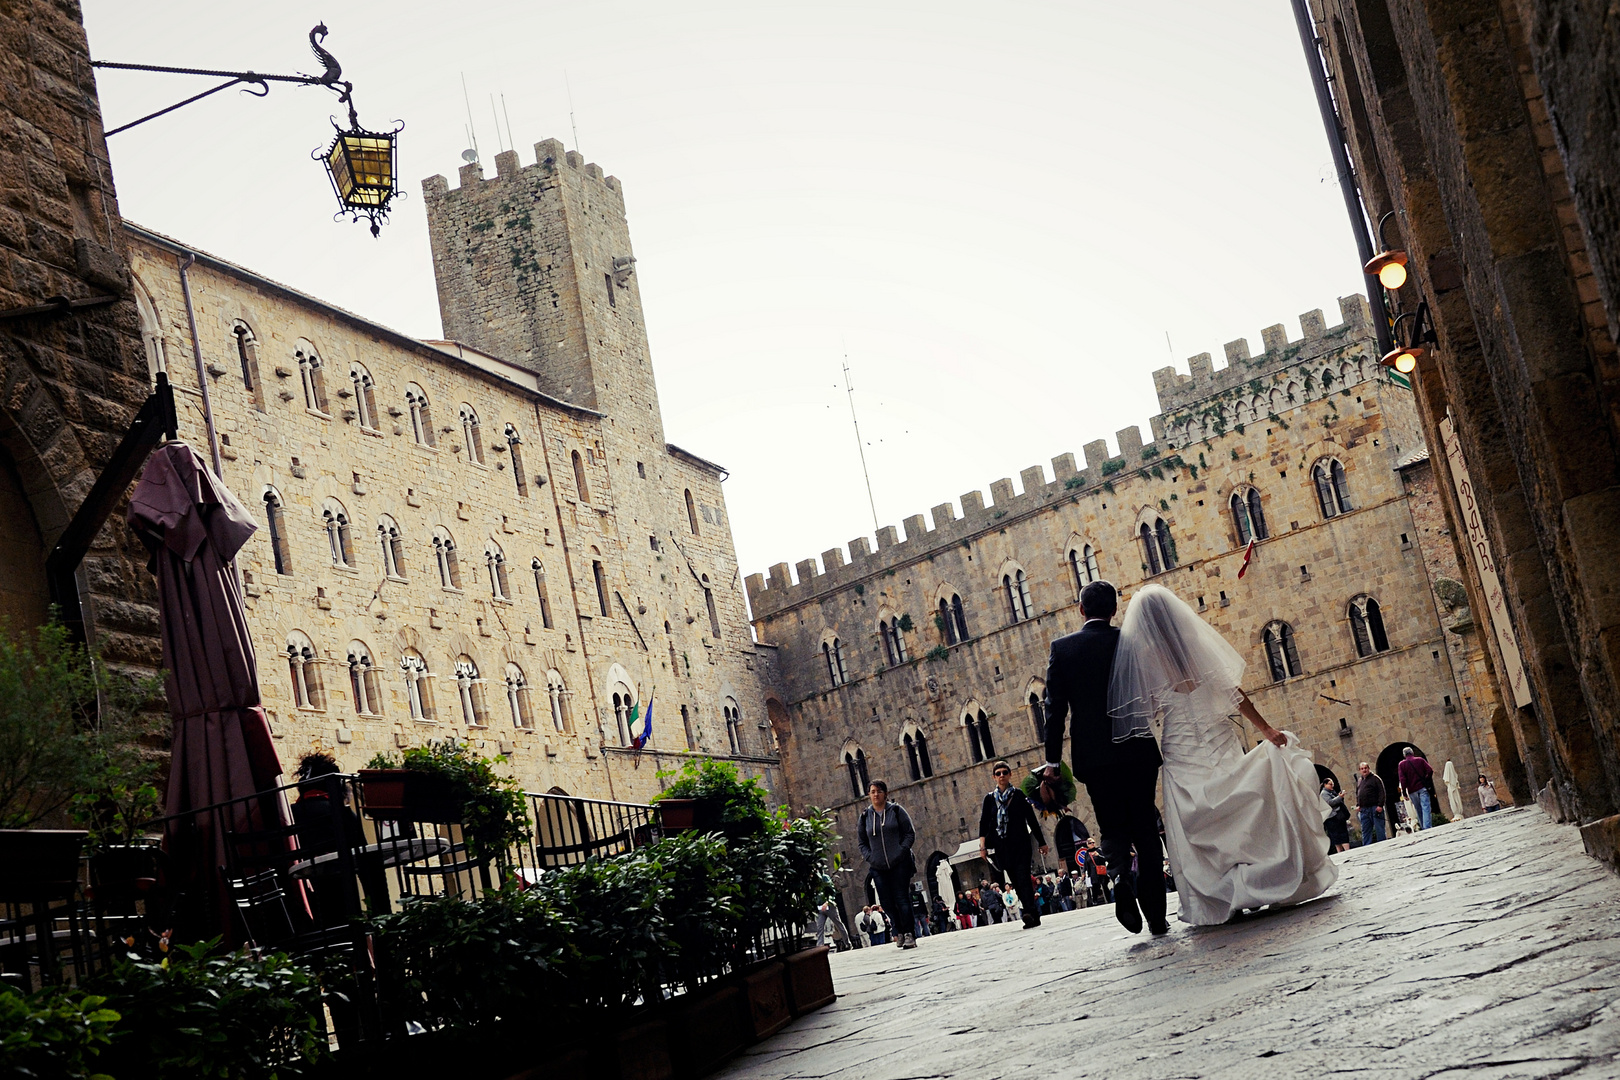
{"left": 1079, "top": 580, "right": 1117, "bottom": 619}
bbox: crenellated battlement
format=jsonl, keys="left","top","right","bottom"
{"left": 422, "top": 137, "right": 625, "bottom": 205}
{"left": 1151, "top": 295, "right": 1371, "bottom": 413}
{"left": 745, "top": 295, "right": 1382, "bottom": 621}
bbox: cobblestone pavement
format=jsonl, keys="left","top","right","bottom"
{"left": 725, "top": 808, "right": 1620, "bottom": 1079}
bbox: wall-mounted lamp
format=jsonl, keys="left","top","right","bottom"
{"left": 1380, "top": 301, "right": 1437, "bottom": 374}
{"left": 1363, "top": 212, "right": 1409, "bottom": 290}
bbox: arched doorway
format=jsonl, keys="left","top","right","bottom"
{"left": 1313, "top": 763, "right": 1342, "bottom": 795}
{"left": 1376, "top": 742, "right": 1429, "bottom": 830}
{"left": 923, "top": 850, "right": 956, "bottom": 905}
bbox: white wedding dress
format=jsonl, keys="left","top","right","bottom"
{"left": 1108, "top": 584, "right": 1338, "bottom": 927}
{"left": 1158, "top": 694, "right": 1339, "bottom": 926}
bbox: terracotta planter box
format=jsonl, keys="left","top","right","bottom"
{"left": 656, "top": 798, "right": 697, "bottom": 833}
{"left": 669, "top": 982, "right": 747, "bottom": 1079}
{"left": 783, "top": 946, "right": 836, "bottom": 1016}
{"left": 608, "top": 1014, "right": 674, "bottom": 1080}
{"left": 741, "top": 961, "right": 791, "bottom": 1041}
{"left": 359, "top": 769, "right": 464, "bottom": 823}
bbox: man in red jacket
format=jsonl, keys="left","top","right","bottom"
{"left": 1397, "top": 747, "right": 1435, "bottom": 831}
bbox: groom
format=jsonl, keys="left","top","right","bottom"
{"left": 1041, "top": 580, "right": 1169, "bottom": 936}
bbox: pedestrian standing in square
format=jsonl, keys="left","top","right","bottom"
{"left": 1397, "top": 747, "right": 1435, "bottom": 830}
{"left": 1479, "top": 774, "right": 1503, "bottom": 813}
{"left": 856, "top": 780, "right": 918, "bottom": 949}
{"left": 1356, "top": 761, "right": 1387, "bottom": 845}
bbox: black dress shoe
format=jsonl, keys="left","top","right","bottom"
{"left": 1148, "top": 919, "right": 1171, "bottom": 936}
{"left": 1022, "top": 914, "right": 1042, "bottom": 929}
{"left": 1112, "top": 875, "right": 1143, "bottom": 934}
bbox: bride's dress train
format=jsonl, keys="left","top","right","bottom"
{"left": 1159, "top": 701, "right": 1338, "bottom": 926}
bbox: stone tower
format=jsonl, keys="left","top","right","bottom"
{"left": 424, "top": 139, "right": 661, "bottom": 439}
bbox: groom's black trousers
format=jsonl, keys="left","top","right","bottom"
{"left": 1085, "top": 767, "right": 1166, "bottom": 924}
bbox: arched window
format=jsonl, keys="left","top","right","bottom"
{"left": 593, "top": 560, "right": 610, "bottom": 617}
{"left": 963, "top": 708, "right": 994, "bottom": 763}
{"left": 454, "top": 656, "right": 486, "bottom": 727}
{"left": 295, "top": 342, "right": 327, "bottom": 413}
{"left": 134, "top": 284, "right": 166, "bottom": 383}
{"left": 460, "top": 405, "right": 484, "bottom": 465}
{"left": 936, "top": 598, "right": 957, "bottom": 646}
{"left": 1313, "top": 458, "right": 1353, "bottom": 518}
{"left": 286, "top": 631, "right": 322, "bottom": 710}
{"left": 349, "top": 362, "right": 378, "bottom": 429}
{"left": 879, "top": 616, "right": 909, "bottom": 664}
{"left": 903, "top": 727, "right": 933, "bottom": 781}
{"left": 823, "top": 638, "right": 848, "bottom": 687}
{"left": 433, "top": 529, "right": 461, "bottom": 589}
{"left": 1230, "top": 488, "right": 1269, "bottom": 545}
{"left": 611, "top": 688, "right": 633, "bottom": 745}
{"left": 377, "top": 516, "right": 406, "bottom": 579}
{"left": 1004, "top": 568, "right": 1032, "bottom": 623}
{"left": 1262, "top": 621, "right": 1303, "bottom": 682}
{"left": 504, "top": 663, "right": 533, "bottom": 729}
{"left": 572, "top": 450, "right": 590, "bottom": 502}
{"left": 681, "top": 704, "right": 696, "bottom": 750}
{"left": 263, "top": 488, "right": 291, "bottom": 575}
{"left": 347, "top": 641, "right": 382, "bottom": 716}
{"left": 685, "top": 489, "right": 701, "bottom": 535}
{"left": 232, "top": 321, "right": 264, "bottom": 411}
{"left": 486, "top": 540, "right": 510, "bottom": 601}
{"left": 1349, "top": 596, "right": 1391, "bottom": 657}
{"left": 703, "top": 574, "right": 721, "bottom": 639}
{"left": 1155, "top": 518, "right": 1177, "bottom": 570}
{"left": 1028, "top": 691, "right": 1046, "bottom": 743}
{"left": 401, "top": 651, "right": 433, "bottom": 721}
{"left": 843, "top": 745, "right": 870, "bottom": 799}
{"left": 951, "top": 594, "right": 969, "bottom": 642}
{"left": 503, "top": 424, "right": 528, "bottom": 497}
{"left": 406, "top": 384, "right": 435, "bottom": 446}
{"left": 1069, "top": 543, "right": 1099, "bottom": 595}
{"left": 725, "top": 698, "right": 743, "bottom": 755}
{"left": 1140, "top": 522, "right": 1161, "bottom": 576}
{"left": 322, "top": 501, "right": 354, "bottom": 568}
{"left": 532, "top": 559, "right": 554, "bottom": 629}
{"left": 545, "top": 669, "right": 570, "bottom": 732}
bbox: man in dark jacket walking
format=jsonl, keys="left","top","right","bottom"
{"left": 857, "top": 780, "right": 919, "bottom": 949}
{"left": 1397, "top": 747, "right": 1435, "bottom": 830}
{"left": 978, "top": 760, "right": 1049, "bottom": 928}
{"left": 1356, "top": 761, "right": 1387, "bottom": 845}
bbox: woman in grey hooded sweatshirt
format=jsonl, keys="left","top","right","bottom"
{"left": 857, "top": 779, "right": 918, "bottom": 949}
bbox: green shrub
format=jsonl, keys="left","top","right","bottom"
{"left": 543, "top": 850, "right": 672, "bottom": 1008}
{"left": 641, "top": 833, "right": 738, "bottom": 990}
{"left": 0, "top": 984, "right": 119, "bottom": 1080}
{"left": 91, "top": 939, "right": 325, "bottom": 1079}
{"left": 373, "top": 883, "right": 576, "bottom": 1031}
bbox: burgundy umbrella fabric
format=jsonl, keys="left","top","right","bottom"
{"left": 128, "top": 441, "right": 284, "bottom": 937}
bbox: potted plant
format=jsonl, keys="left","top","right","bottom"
{"left": 364, "top": 743, "right": 531, "bottom": 861}
{"left": 651, "top": 760, "right": 772, "bottom": 840}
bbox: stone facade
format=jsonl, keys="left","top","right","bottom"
{"left": 1312, "top": 0, "right": 1620, "bottom": 849}
{"left": 119, "top": 138, "right": 781, "bottom": 804}
{"left": 0, "top": 1, "right": 160, "bottom": 671}
{"left": 747, "top": 300, "right": 1505, "bottom": 917}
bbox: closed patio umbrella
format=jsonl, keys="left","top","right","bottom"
{"left": 128, "top": 441, "right": 283, "bottom": 937}
{"left": 1443, "top": 760, "right": 1465, "bottom": 822}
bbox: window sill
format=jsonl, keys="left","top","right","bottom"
{"left": 442, "top": 586, "right": 464, "bottom": 595}
{"left": 331, "top": 564, "right": 360, "bottom": 576}
{"left": 306, "top": 409, "right": 332, "bottom": 421}
{"left": 359, "top": 426, "right": 384, "bottom": 438}
{"left": 384, "top": 574, "right": 408, "bottom": 584}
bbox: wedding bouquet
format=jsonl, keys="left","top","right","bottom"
{"left": 1022, "top": 761, "right": 1077, "bottom": 812}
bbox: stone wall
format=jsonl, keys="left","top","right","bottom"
{"left": 0, "top": 1, "right": 157, "bottom": 670}
{"left": 1316, "top": 0, "right": 1620, "bottom": 845}
{"left": 750, "top": 306, "right": 1505, "bottom": 916}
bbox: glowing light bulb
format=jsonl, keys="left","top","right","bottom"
{"left": 1378, "top": 260, "right": 1408, "bottom": 290}
{"left": 1394, "top": 351, "right": 1418, "bottom": 374}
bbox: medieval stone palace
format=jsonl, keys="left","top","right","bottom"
{"left": 747, "top": 301, "right": 1512, "bottom": 916}
{"left": 125, "top": 141, "right": 782, "bottom": 805}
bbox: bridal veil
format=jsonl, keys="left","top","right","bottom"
{"left": 1107, "top": 583, "right": 1247, "bottom": 744}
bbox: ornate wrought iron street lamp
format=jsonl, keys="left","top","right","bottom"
{"left": 93, "top": 24, "right": 401, "bottom": 237}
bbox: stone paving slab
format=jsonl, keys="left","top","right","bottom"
{"left": 721, "top": 809, "right": 1620, "bottom": 1080}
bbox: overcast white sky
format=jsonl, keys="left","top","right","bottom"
{"left": 84, "top": 2, "right": 1365, "bottom": 587}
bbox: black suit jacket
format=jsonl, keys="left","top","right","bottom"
{"left": 1042, "top": 621, "right": 1162, "bottom": 785}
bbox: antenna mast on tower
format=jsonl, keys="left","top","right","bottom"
{"left": 843, "top": 352, "right": 879, "bottom": 532}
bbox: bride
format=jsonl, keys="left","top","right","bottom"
{"left": 1108, "top": 584, "right": 1338, "bottom": 926}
